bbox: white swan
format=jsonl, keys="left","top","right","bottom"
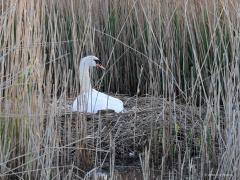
{"left": 72, "top": 55, "right": 124, "bottom": 113}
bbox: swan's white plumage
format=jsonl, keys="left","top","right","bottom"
{"left": 72, "top": 55, "right": 124, "bottom": 113}
{"left": 72, "top": 89, "right": 124, "bottom": 113}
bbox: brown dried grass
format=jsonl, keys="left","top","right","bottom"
{"left": 0, "top": 0, "right": 240, "bottom": 179}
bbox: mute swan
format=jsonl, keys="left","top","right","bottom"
{"left": 72, "top": 55, "right": 124, "bottom": 113}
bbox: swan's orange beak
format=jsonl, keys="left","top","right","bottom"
{"left": 96, "top": 64, "right": 105, "bottom": 70}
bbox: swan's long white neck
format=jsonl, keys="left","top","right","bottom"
{"left": 79, "top": 62, "right": 92, "bottom": 93}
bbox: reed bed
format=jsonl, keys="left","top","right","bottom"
{"left": 0, "top": 0, "right": 240, "bottom": 179}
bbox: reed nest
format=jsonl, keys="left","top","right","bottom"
{"left": 56, "top": 95, "right": 208, "bottom": 170}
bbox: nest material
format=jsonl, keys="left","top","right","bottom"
{"left": 57, "top": 95, "right": 205, "bottom": 165}
{"left": 91, "top": 96, "right": 203, "bottom": 155}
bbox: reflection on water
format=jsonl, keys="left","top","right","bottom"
{"left": 84, "top": 166, "right": 143, "bottom": 180}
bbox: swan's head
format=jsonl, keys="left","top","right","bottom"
{"left": 80, "top": 55, "right": 105, "bottom": 70}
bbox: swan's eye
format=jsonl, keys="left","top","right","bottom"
{"left": 94, "top": 59, "right": 105, "bottom": 70}
{"left": 94, "top": 59, "right": 102, "bottom": 65}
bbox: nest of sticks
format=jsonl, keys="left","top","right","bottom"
{"left": 56, "top": 95, "right": 206, "bottom": 169}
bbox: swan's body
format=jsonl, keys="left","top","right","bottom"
{"left": 72, "top": 55, "right": 124, "bottom": 113}
{"left": 72, "top": 89, "right": 124, "bottom": 113}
